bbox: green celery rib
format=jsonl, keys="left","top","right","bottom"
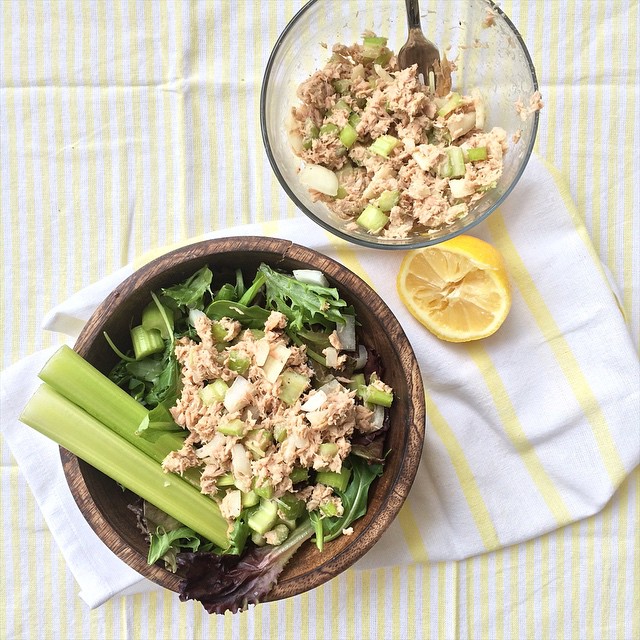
{"left": 21, "top": 384, "right": 229, "bottom": 549}
{"left": 37, "top": 345, "right": 202, "bottom": 489}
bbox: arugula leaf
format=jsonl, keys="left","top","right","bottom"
{"left": 317, "top": 456, "right": 383, "bottom": 544}
{"left": 224, "top": 511, "right": 251, "bottom": 556}
{"left": 161, "top": 265, "right": 213, "bottom": 310}
{"left": 309, "top": 511, "right": 325, "bottom": 552}
{"left": 137, "top": 403, "right": 182, "bottom": 435}
{"left": 142, "top": 503, "right": 204, "bottom": 572}
{"left": 148, "top": 526, "right": 203, "bottom": 571}
{"left": 257, "top": 263, "right": 347, "bottom": 331}
{"left": 204, "top": 299, "right": 271, "bottom": 329}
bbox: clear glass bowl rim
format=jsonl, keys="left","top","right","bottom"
{"left": 260, "top": 0, "right": 540, "bottom": 250}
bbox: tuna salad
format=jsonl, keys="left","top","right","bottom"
{"left": 287, "top": 34, "right": 508, "bottom": 238}
{"left": 107, "top": 263, "right": 392, "bottom": 613}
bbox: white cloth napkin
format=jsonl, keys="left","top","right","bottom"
{"left": 1, "top": 155, "right": 638, "bottom": 608}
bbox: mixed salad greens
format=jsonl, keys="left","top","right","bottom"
{"left": 21, "top": 261, "right": 393, "bottom": 614}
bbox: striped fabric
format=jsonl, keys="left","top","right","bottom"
{"left": 1, "top": 1, "right": 638, "bottom": 639}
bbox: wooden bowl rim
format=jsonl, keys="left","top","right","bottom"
{"left": 62, "top": 236, "right": 426, "bottom": 602}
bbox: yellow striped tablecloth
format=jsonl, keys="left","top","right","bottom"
{"left": 1, "top": 1, "right": 638, "bottom": 639}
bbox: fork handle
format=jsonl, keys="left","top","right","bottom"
{"left": 405, "top": 0, "right": 422, "bottom": 30}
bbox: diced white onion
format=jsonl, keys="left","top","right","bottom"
{"left": 448, "top": 111, "right": 477, "bottom": 140}
{"left": 231, "top": 444, "right": 252, "bottom": 487}
{"left": 292, "top": 269, "right": 330, "bottom": 287}
{"left": 324, "top": 347, "right": 339, "bottom": 368}
{"left": 299, "top": 164, "right": 339, "bottom": 196}
{"left": 288, "top": 130, "right": 305, "bottom": 154}
{"left": 262, "top": 344, "right": 291, "bottom": 383}
{"left": 292, "top": 434, "right": 309, "bottom": 449}
{"left": 354, "top": 344, "right": 368, "bottom": 370}
{"left": 336, "top": 315, "right": 356, "bottom": 351}
{"left": 301, "top": 390, "right": 327, "bottom": 412}
{"left": 449, "top": 178, "right": 476, "bottom": 199}
{"left": 188, "top": 308, "right": 207, "bottom": 327}
{"left": 374, "top": 63, "right": 393, "bottom": 83}
{"left": 318, "top": 378, "right": 344, "bottom": 395}
{"left": 223, "top": 376, "right": 253, "bottom": 413}
{"left": 254, "top": 339, "right": 271, "bottom": 367}
{"left": 351, "top": 63, "right": 365, "bottom": 81}
{"left": 370, "top": 403, "right": 385, "bottom": 431}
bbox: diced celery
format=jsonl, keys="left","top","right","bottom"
{"left": 227, "top": 351, "right": 250, "bottom": 375}
{"left": 332, "top": 79, "right": 351, "bottom": 94}
{"left": 199, "top": 379, "right": 228, "bottom": 406}
{"left": 356, "top": 205, "right": 389, "bottom": 234}
{"left": 244, "top": 428, "right": 273, "bottom": 455}
{"left": 437, "top": 92, "right": 462, "bottom": 117}
{"left": 278, "top": 370, "right": 310, "bottom": 405}
{"left": 362, "top": 36, "right": 388, "bottom": 60}
{"left": 211, "top": 321, "right": 228, "bottom": 343}
{"left": 320, "top": 501, "right": 340, "bottom": 517}
{"left": 467, "top": 146, "right": 488, "bottom": 162}
{"left": 447, "top": 146, "right": 466, "bottom": 178}
{"left": 141, "top": 301, "right": 173, "bottom": 339}
{"left": 374, "top": 49, "right": 393, "bottom": 66}
{"left": 289, "top": 466, "right": 309, "bottom": 484}
{"left": 265, "top": 523, "right": 290, "bottom": 546}
{"left": 241, "top": 489, "right": 260, "bottom": 508}
{"left": 319, "top": 123, "right": 339, "bottom": 136}
{"left": 333, "top": 99, "right": 350, "bottom": 111}
{"left": 361, "top": 385, "right": 394, "bottom": 407}
{"left": 276, "top": 494, "right": 306, "bottom": 520}
{"left": 339, "top": 123, "right": 358, "bottom": 148}
{"left": 21, "top": 384, "right": 229, "bottom": 548}
{"left": 217, "top": 473, "right": 236, "bottom": 488}
{"left": 319, "top": 443, "right": 338, "bottom": 458}
{"left": 316, "top": 467, "right": 351, "bottom": 493}
{"left": 369, "top": 135, "right": 399, "bottom": 158}
{"left": 376, "top": 189, "right": 399, "bottom": 212}
{"left": 335, "top": 186, "right": 348, "bottom": 200}
{"left": 244, "top": 441, "right": 267, "bottom": 460}
{"left": 254, "top": 482, "right": 274, "bottom": 500}
{"left": 438, "top": 156, "right": 453, "bottom": 178}
{"left": 348, "top": 373, "right": 366, "bottom": 391}
{"left": 130, "top": 325, "right": 164, "bottom": 360}
{"left": 348, "top": 112, "right": 361, "bottom": 128}
{"left": 277, "top": 516, "right": 298, "bottom": 531}
{"left": 248, "top": 499, "right": 279, "bottom": 535}
{"left": 217, "top": 418, "right": 245, "bottom": 437}
{"left": 251, "top": 531, "right": 267, "bottom": 546}
{"left": 363, "top": 36, "right": 388, "bottom": 46}
{"left": 274, "top": 425, "right": 288, "bottom": 443}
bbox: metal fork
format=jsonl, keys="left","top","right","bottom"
{"left": 397, "top": 0, "right": 441, "bottom": 94}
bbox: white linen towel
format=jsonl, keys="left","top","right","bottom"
{"left": 1, "top": 155, "right": 638, "bottom": 608}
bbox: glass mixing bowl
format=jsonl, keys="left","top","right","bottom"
{"left": 261, "top": 0, "right": 539, "bottom": 249}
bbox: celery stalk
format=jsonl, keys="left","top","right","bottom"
{"left": 20, "top": 384, "right": 229, "bottom": 548}
{"left": 356, "top": 205, "right": 389, "bottom": 234}
{"left": 130, "top": 325, "right": 164, "bottom": 360}
{"left": 339, "top": 123, "right": 358, "bottom": 148}
{"left": 37, "top": 345, "right": 202, "bottom": 489}
{"left": 369, "top": 135, "right": 399, "bottom": 158}
{"left": 446, "top": 146, "right": 466, "bottom": 178}
{"left": 467, "top": 146, "right": 488, "bottom": 162}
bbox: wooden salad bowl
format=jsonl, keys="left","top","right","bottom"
{"left": 62, "top": 236, "right": 425, "bottom": 604}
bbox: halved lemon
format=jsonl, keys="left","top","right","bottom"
{"left": 397, "top": 235, "right": 512, "bottom": 342}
